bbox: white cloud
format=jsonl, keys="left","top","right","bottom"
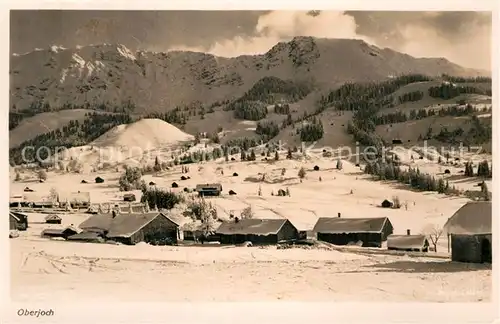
{"left": 169, "top": 11, "right": 375, "bottom": 57}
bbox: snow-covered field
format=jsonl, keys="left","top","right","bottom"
{"left": 9, "top": 119, "right": 492, "bottom": 302}
{"left": 10, "top": 157, "right": 492, "bottom": 302}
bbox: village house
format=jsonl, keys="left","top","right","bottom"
{"left": 313, "top": 214, "right": 394, "bottom": 248}
{"left": 9, "top": 211, "right": 28, "bottom": 231}
{"left": 387, "top": 230, "right": 430, "bottom": 252}
{"left": 78, "top": 211, "right": 180, "bottom": 245}
{"left": 443, "top": 201, "right": 492, "bottom": 263}
{"left": 195, "top": 183, "right": 223, "bottom": 197}
{"left": 216, "top": 218, "right": 299, "bottom": 245}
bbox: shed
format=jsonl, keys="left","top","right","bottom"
{"left": 443, "top": 201, "right": 492, "bottom": 263}
{"left": 216, "top": 218, "right": 299, "bottom": 245}
{"left": 45, "top": 214, "right": 62, "bottom": 224}
{"left": 387, "top": 234, "right": 429, "bottom": 252}
{"left": 313, "top": 217, "right": 394, "bottom": 247}
{"left": 196, "top": 183, "right": 223, "bottom": 196}
{"left": 79, "top": 212, "right": 180, "bottom": 245}
{"left": 9, "top": 211, "right": 28, "bottom": 231}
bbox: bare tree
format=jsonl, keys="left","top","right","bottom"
{"left": 49, "top": 187, "right": 59, "bottom": 204}
{"left": 298, "top": 167, "right": 306, "bottom": 182}
{"left": 240, "top": 206, "right": 254, "bottom": 219}
{"left": 423, "top": 224, "right": 443, "bottom": 253}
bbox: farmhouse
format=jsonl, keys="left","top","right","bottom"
{"left": 78, "top": 211, "right": 180, "bottom": 245}
{"left": 216, "top": 218, "right": 299, "bottom": 245}
{"left": 443, "top": 201, "right": 492, "bottom": 263}
{"left": 313, "top": 216, "right": 394, "bottom": 247}
{"left": 9, "top": 211, "right": 28, "bottom": 231}
{"left": 196, "top": 183, "right": 223, "bottom": 196}
{"left": 387, "top": 233, "right": 429, "bottom": 252}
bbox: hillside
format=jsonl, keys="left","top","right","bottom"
{"left": 10, "top": 37, "right": 485, "bottom": 116}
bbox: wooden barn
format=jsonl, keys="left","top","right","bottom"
{"left": 45, "top": 214, "right": 62, "bottom": 224}
{"left": 196, "top": 183, "right": 223, "bottom": 197}
{"left": 313, "top": 216, "right": 394, "bottom": 247}
{"left": 9, "top": 211, "right": 28, "bottom": 231}
{"left": 443, "top": 201, "right": 492, "bottom": 263}
{"left": 216, "top": 218, "right": 299, "bottom": 245}
{"left": 387, "top": 232, "right": 429, "bottom": 252}
{"left": 41, "top": 226, "right": 81, "bottom": 239}
{"left": 78, "top": 211, "right": 180, "bottom": 245}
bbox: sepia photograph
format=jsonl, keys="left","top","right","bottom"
{"left": 7, "top": 8, "right": 494, "bottom": 307}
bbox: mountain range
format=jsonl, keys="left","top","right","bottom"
{"left": 10, "top": 36, "right": 488, "bottom": 114}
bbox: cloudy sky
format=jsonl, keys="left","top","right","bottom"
{"left": 10, "top": 10, "right": 492, "bottom": 70}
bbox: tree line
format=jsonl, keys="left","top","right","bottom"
{"left": 9, "top": 112, "right": 133, "bottom": 165}
{"left": 317, "top": 74, "right": 432, "bottom": 112}
{"left": 225, "top": 76, "right": 313, "bottom": 120}
{"left": 428, "top": 83, "right": 492, "bottom": 99}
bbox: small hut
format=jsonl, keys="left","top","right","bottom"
{"left": 387, "top": 233, "right": 429, "bottom": 252}
{"left": 45, "top": 214, "right": 62, "bottom": 224}
{"left": 381, "top": 199, "right": 393, "bottom": 208}
{"left": 196, "top": 183, "right": 222, "bottom": 196}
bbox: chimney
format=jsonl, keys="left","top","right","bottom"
{"left": 338, "top": 212, "right": 341, "bottom": 218}
{"left": 407, "top": 229, "right": 411, "bottom": 236}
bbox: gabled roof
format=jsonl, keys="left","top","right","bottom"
{"left": 45, "top": 214, "right": 62, "bottom": 221}
{"left": 10, "top": 211, "right": 28, "bottom": 222}
{"left": 387, "top": 235, "right": 429, "bottom": 249}
{"left": 313, "top": 217, "right": 391, "bottom": 234}
{"left": 9, "top": 212, "right": 20, "bottom": 222}
{"left": 443, "top": 201, "right": 492, "bottom": 235}
{"left": 79, "top": 212, "right": 179, "bottom": 238}
{"left": 216, "top": 218, "right": 291, "bottom": 235}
